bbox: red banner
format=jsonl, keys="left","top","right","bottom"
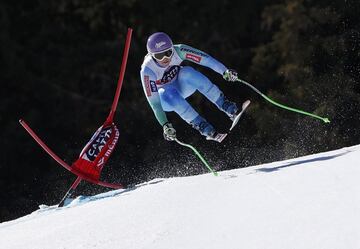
{"left": 72, "top": 124, "right": 119, "bottom": 180}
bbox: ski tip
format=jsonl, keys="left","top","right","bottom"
{"left": 242, "top": 100, "right": 251, "bottom": 109}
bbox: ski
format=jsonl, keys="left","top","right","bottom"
{"left": 229, "top": 100, "right": 251, "bottom": 131}
{"left": 206, "top": 100, "right": 250, "bottom": 143}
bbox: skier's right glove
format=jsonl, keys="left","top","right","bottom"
{"left": 163, "top": 122, "right": 177, "bottom": 141}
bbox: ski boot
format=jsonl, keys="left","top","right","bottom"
{"left": 190, "top": 116, "right": 227, "bottom": 143}
{"left": 216, "top": 93, "right": 239, "bottom": 120}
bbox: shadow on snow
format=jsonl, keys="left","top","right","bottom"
{"left": 255, "top": 150, "right": 352, "bottom": 173}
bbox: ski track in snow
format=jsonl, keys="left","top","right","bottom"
{"left": 1, "top": 145, "right": 360, "bottom": 249}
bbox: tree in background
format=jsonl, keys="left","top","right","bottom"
{"left": 249, "top": 0, "right": 360, "bottom": 156}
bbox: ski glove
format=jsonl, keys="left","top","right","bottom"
{"left": 163, "top": 122, "right": 177, "bottom": 141}
{"left": 223, "top": 69, "right": 238, "bottom": 82}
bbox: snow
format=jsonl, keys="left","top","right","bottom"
{"left": 1, "top": 145, "right": 360, "bottom": 249}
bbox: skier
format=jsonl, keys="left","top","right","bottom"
{"left": 140, "top": 32, "right": 240, "bottom": 142}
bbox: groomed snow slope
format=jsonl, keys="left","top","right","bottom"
{"left": 1, "top": 145, "right": 360, "bottom": 249}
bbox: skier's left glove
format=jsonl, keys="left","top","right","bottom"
{"left": 223, "top": 69, "right": 238, "bottom": 82}
{"left": 163, "top": 122, "right": 177, "bottom": 141}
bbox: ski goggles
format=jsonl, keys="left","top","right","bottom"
{"left": 152, "top": 48, "right": 173, "bottom": 61}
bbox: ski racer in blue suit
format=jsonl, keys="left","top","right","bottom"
{"left": 140, "top": 32, "right": 239, "bottom": 142}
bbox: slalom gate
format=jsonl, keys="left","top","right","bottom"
{"left": 19, "top": 28, "right": 133, "bottom": 207}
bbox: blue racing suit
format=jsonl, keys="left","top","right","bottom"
{"left": 140, "top": 44, "right": 237, "bottom": 137}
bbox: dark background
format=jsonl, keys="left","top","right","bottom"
{"left": 1, "top": 0, "right": 359, "bottom": 222}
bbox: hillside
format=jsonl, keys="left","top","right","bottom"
{"left": 1, "top": 145, "right": 360, "bottom": 249}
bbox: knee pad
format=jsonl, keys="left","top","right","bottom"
{"left": 159, "top": 87, "right": 197, "bottom": 120}
{"left": 159, "top": 87, "right": 178, "bottom": 107}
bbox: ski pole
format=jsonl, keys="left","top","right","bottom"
{"left": 174, "top": 138, "right": 218, "bottom": 176}
{"left": 236, "top": 78, "right": 330, "bottom": 123}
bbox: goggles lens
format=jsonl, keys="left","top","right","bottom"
{"left": 153, "top": 48, "right": 173, "bottom": 61}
